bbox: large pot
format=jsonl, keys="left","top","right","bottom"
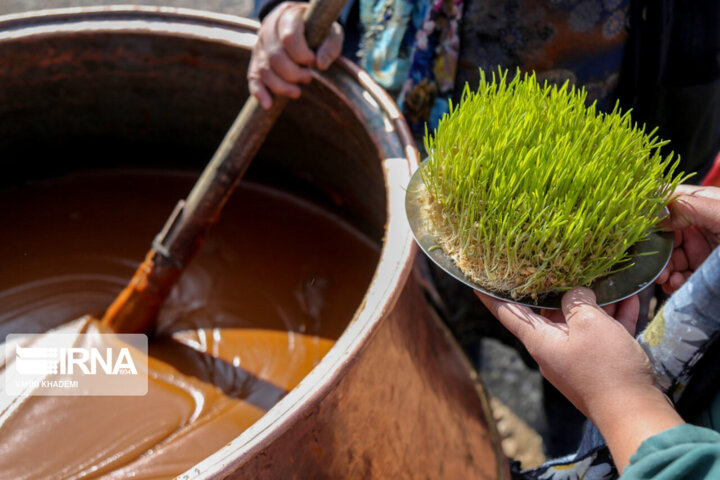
{"left": 0, "top": 7, "right": 509, "bottom": 478}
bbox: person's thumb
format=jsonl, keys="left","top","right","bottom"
{"left": 561, "top": 287, "right": 601, "bottom": 326}
{"left": 316, "top": 23, "right": 343, "bottom": 70}
{"left": 664, "top": 186, "right": 720, "bottom": 235}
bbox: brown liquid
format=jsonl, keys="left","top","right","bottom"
{"left": 0, "top": 171, "right": 379, "bottom": 479}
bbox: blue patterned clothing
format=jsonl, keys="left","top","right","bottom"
{"left": 357, "top": 0, "right": 431, "bottom": 91}
{"left": 359, "top": 0, "right": 630, "bottom": 135}
{"left": 257, "top": 0, "right": 720, "bottom": 174}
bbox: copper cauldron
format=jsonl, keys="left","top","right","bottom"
{"left": 0, "top": 7, "right": 509, "bottom": 478}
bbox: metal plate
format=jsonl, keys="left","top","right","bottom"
{"left": 405, "top": 164, "right": 673, "bottom": 309}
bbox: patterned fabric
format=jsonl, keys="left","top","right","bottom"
{"left": 358, "top": 0, "right": 431, "bottom": 91}
{"left": 359, "top": 0, "right": 630, "bottom": 135}
{"left": 454, "top": 0, "right": 630, "bottom": 110}
{"left": 639, "top": 247, "right": 720, "bottom": 402}
{"left": 513, "top": 247, "right": 720, "bottom": 480}
{"left": 397, "top": 0, "right": 463, "bottom": 134}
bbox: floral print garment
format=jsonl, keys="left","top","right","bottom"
{"left": 399, "top": 0, "right": 463, "bottom": 135}
{"left": 640, "top": 247, "right": 720, "bottom": 403}
{"left": 358, "top": 0, "right": 432, "bottom": 92}
{"left": 360, "top": 0, "right": 630, "bottom": 135}
{"left": 454, "top": 0, "right": 629, "bottom": 107}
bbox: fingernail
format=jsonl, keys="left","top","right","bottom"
{"left": 572, "top": 287, "right": 595, "bottom": 300}
{"left": 562, "top": 287, "right": 597, "bottom": 310}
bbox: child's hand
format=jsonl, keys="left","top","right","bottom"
{"left": 476, "top": 288, "right": 652, "bottom": 420}
{"left": 248, "top": 2, "right": 344, "bottom": 109}
{"left": 476, "top": 288, "right": 683, "bottom": 472}
{"left": 656, "top": 185, "right": 720, "bottom": 294}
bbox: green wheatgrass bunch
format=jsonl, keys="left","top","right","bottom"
{"left": 421, "top": 69, "right": 689, "bottom": 300}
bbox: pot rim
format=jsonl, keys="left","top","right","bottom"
{"left": 0, "top": 6, "right": 420, "bottom": 477}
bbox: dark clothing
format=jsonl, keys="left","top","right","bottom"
{"left": 616, "top": 0, "right": 720, "bottom": 178}
{"left": 257, "top": 0, "right": 362, "bottom": 62}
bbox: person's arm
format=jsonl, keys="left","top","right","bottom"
{"left": 247, "top": 2, "right": 344, "bottom": 109}
{"left": 475, "top": 288, "right": 684, "bottom": 473}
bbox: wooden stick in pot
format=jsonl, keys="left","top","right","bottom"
{"left": 102, "top": 0, "right": 348, "bottom": 333}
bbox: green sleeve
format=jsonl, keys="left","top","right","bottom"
{"left": 622, "top": 424, "right": 720, "bottom": 479}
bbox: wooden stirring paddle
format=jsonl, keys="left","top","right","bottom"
{"left": 102, "top": 0, "right": 348, "bottom": 333}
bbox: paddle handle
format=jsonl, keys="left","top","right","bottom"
{"left": 102, "top": 0, "right": 348, "bottom": 333}
{"left": 162, "top": 0, "right": 347, "bottom": 270}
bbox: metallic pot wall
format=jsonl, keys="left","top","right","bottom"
{"left": 0, "top": 7, "right": 509, "bottom": 479}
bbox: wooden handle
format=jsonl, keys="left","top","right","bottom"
{"left": 102, "top": 0, "right": 348, "bottom": 333}
{"left": 303, "top": 0, "right": 344, "bottom": 50}
{"left": 163, "top": 0, "right": 347, "bottom": 268}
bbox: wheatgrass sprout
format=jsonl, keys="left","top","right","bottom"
{"left": 421, "top": 69, "right": 689, "bottom": 300}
